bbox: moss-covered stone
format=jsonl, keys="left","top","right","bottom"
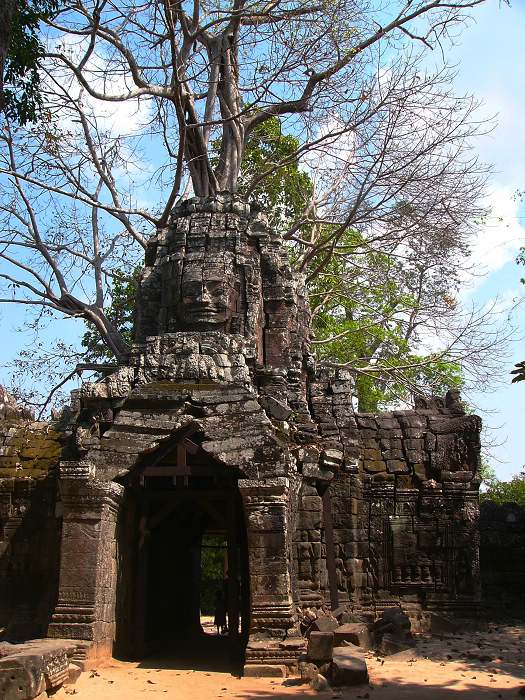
{"left": 0, "top": 420, "right": 61, "bottom": 479}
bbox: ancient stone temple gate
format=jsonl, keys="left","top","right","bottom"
{"left": 0, "top": 195, "right": 481, "bottom": 677}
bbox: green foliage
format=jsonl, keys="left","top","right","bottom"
{"left": 3, "top": 0, "right": 59, "bottom": 124}
{"left": 200, "top": 534, "right": 226, "bottom": 615}
{"left": 81, "top": 268, "right": 140, "bottom": 362}
{"left": 310, "top": 228, "right": 463, "bottom": 411}
{"left": 480, "top": 471, "right": 525, "bottom": 506}
{"left": 479, "top": 459, "right": 497, "bottom": 487}
{"left": 236, "top": 117, "right": 313, "bottom": 231}
{"left": 235, "top": 118, "right": 463, "bottom": 410}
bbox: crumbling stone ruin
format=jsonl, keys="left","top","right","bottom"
{"left": 0, "top": 194, "right": 481, "bottom": 693}
{"left": 479, "top": 501, "right": 525, "bottom": 615}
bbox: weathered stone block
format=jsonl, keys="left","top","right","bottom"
{"left": 259, "top": 395, "right": 292, "bottom": 421}
{"left": 311, "top": 615, "right": 339, "bottom": 633}
{"left": 405, "top": 449, "right": 424, "bottom": 464}
{"left": 243, "top": 664, "right": 287, "bottom": 677}
{"left": 386, "top": 460, "right": 410, "bottom": 474}
{"left": 333, "top": 623, "right": 371, "bottom": 650}
{"left": 370, "top": 472, "right": 395, "bottom": 484}
{"left": 383, "top": 449, "right": 404, "bottom": 461}
{"left": 364, "top": 460, "right": 386, "bottom": 473}
{"left": 441, "top": 470, "right": 474, "bottom": 482}
{"left": 356, "top": 416, "right": 377, "bottom": 430}
{"left": 330, "top": 648, "right": 368, "bottom": 686}
{"left": 0, "top": 639, "right": 76, "bottom": 700}
{"left": 307, "top": 632, "right": 334, "bottom": 662}
{"left": 378, "top": 633, "right": 415, "bottom": 656}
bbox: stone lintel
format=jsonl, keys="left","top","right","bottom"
{"left": 238, "top": 477, "right": 290, "bottom": 497}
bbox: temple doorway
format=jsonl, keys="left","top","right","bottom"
{"left": 115, "top": 433, "right": 249, "bottom": 672}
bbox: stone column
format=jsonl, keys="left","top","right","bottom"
{"left": 239, "top": 477, "right": 297, "bottom": 638}
{"left": 48, "top": 462, "right": 124, "bottom": 662}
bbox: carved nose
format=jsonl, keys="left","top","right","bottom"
{"left": 200, "top": 285, "right": 212, "bottom": 302}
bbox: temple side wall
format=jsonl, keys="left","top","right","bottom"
{"left": 480, "top": 501, "right": 525, "bottom": 615}
{"left": 0, "top": 416, "right": 62, "bottom": 639}
{"left": 297, "top": 380, "right": 482, "bottom": 614}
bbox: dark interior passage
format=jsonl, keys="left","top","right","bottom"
{"left": 115, "top": 434, "right": 249, "bottom": 673}
{"left": 147, "top": 503, "right": 205, "bottom": 643}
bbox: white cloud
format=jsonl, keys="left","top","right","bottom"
{"left": 461, "top": 187, "right": 524, "bottom": 296}
{"left": 50, "top": 33, "right": 152, "bottom": 138}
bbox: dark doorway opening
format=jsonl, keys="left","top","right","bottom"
{"left": 115, "top": 432, "right": 250, "bottom": 673}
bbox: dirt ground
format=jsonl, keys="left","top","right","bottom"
{"left": 53, "top": 621, "right": 525, "bottom": 700}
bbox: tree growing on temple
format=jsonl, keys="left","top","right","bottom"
{"left": 0, "top": 0, "right": 515, "bottom": 409}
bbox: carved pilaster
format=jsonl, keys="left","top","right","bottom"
{"left": 48, "top": 462, "right": 124, "bottom": 659}
{"left": 239, "top": 477, "right": 298, "bottom": 640}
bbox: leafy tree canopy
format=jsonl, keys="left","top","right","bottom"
{"left": 1, "top": 0, "right": 59, "bottom": 124}
{"left": 83, "top": 117, "right": 463, "bottom": 412}
{"left": 480, "top": 468, "right": 525, "bottom": 506}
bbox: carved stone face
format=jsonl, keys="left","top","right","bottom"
{"left": 174, "top": 256, "right": 239, "bottom": 329}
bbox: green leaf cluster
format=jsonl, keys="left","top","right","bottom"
{"left": 199, "top": 534, "right": 227, "bottom": 615}
{"left": 480, "top": 471, "right": 525, "bottom": 506}
{"left": 3, "top": 0, "right": 59, "bottom": 124}
{"left": 310, "top": 227, "right": 463, "bottom": 411}
{"left": 236, "top": 117, "right": 313, "bottom": 230}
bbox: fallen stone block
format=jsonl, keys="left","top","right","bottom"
{"left": 310, "top": 673, "right": 331, "bottom": 692}
{"left": 334, "top": 623, "right": 371, "bottom": 650}
{"left": 331, "top": 606, "right": 347, "bottom": 621}
{"left": 331, "top": 648, "right": 369, "bottom": 686}
{"left": 373, "top": 607, "right": 415, "bottom": 654}
{"left": 0, "top": 639, "right": 77, "bottom": 700}
{"left": 243, "top": 664, "right": 288, "bottom": 678}
{"left": 307, "top": 632, "right": 334, "bottom": 662}
{"left": 379, "top": 632, "right": 416, "bottom": 656}
{"left": 0, "top": 662, "right": 45, "bottom": 700}
{"left": 311, "top": 615, "right": 339, "bottom": 634}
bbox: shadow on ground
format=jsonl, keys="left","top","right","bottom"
{"left": 136, "top": 631, "right": 245, "bottom": 675}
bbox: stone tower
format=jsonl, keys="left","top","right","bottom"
{"left": 0, "top": 195, "right": 482, "bottom": 675}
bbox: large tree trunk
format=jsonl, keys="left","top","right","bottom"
{"left": 59, "top": 293, "right": 131, "bottom": 363}
{"left": 0, "top": 0, "right": 17, "bottom": 111}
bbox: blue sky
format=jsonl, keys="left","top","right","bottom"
{"left": 443, "top": 0, "right": 525, "bottom": 477}
{"left": 0, "top": 0, "right": 523, "bottom": 478}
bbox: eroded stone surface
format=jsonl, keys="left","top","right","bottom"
{"left": 0, "top": 195, "right": 482, "bottom": 675}
{"left": 331, "top": 647, "right": 369, "bottom": 686}
{"left": 307, "top": 632, "right": 334, "bottom": 662}
{"left": 0, "top": 639, "right": 77, "bottom": 700}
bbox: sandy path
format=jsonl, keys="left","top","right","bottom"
{"left": 53, "top": 624, "right": 525, "bottom": 700}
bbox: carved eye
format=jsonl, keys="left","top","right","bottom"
{"left": 206, "top": 281, "right": 226, "bottom": 295}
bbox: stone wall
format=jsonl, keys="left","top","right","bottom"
{"left": 480, "top": 501, "right": 525, "bottom": 615}
{"left": 294, "top": 381, "right": 481, "bottom": 615}
{"left": 0, "top": 196, "right": 483, "bottom": 670}
{"left": 0, "top": 388, "right": 62, "bottom": 640}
